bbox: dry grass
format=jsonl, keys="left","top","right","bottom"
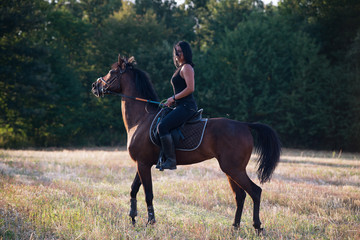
{"left": 0, "top": 148, "right": 359, "bottom": 239}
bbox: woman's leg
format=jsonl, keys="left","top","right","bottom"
{"left": 158, "top": 105, "right": 195, "bottom": 136}
{"left": 157, "top": 105, "right": 195, "bottom": 170}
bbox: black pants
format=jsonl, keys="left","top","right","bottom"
{"left": 158, "top": 103, "right": 197, "bottom": 137}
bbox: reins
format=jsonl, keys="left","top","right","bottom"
{"left": 103, "top": 90, "right": 166, "bottom": 108}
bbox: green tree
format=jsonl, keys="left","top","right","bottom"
{"left": 189, "top": 0, "right": 263, "bottom": 49}
{"left": 343, "top": 30, "right": 360, "bottom": 150}
{"left": 0, "top": 0, "right": 121, "bottom": 147}
{"left": 278, "top": 0, "right": 360, "bottom": 151}
{"left": 279, "top": 0, "right": 360, "bottom": 62}
{"left": 197, "top": 12, "right": 338, "bottom": 148}
{"left": 134, "top": 0, "right": 196, "bottom": 43}
{"left": 41, "top": 8, "right": 92, "bottom": 146}
{"left": 0, "top": 0, "right": 53, "bottom": 147}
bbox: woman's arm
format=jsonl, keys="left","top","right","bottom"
{"left": 166, "top": 64, "right": 195, "bottom": 106}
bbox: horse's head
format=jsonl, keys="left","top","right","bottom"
{"left": 91, "top": 54, "right": 135, "bottom": 97}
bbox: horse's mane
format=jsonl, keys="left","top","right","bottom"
{"left": 115, "top": 56, "right": 160, "bottom": 110}
{"left": 132, "top": 68, "right": 160, "bottom": 102}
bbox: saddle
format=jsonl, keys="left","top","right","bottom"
{"left": 149, "top": 108, "right": 208, "bottom": 151}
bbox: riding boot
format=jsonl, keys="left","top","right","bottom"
{"left": 159, "top": 134, "right": 177, "bottom": 170}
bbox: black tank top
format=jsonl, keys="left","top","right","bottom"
{"left": 171, "top": 65, "right": 197, "bottom": 107}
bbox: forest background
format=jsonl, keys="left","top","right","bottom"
{"left": 1, "top": 0, "right": 360, "bottom": 151}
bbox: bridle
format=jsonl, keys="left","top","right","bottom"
{"left": 95, "top": 65, "right": 127, "bottom": 97}
{"left": 94, "top": 64, "right": 165, "bottom": 107}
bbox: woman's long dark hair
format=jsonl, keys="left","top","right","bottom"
{"left": 173, "top": 41, "right": 195, "bottom": 68}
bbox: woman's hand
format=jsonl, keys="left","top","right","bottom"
{"left": 165, "top": 96, "right": 175, "bottom": 107}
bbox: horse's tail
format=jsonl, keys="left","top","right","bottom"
{"left": 247, "top": 123, "right": 281, "bottom": 184}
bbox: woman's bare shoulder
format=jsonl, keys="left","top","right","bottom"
{"left": 181, "top": 64, "right": 194, "bottom": 73}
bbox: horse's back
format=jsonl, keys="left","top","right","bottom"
{"left": 200, "top": 118, "right": 254, "bottom": 167}
{"left": 206, "top": 117, "right": 253, "bottom": 141}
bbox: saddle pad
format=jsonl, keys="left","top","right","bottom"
{"left": 149, "top": 109, "right": 208, "bottom": 151}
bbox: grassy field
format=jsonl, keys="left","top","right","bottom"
{"left": 0, "top": 147, "right": 359, "bottom": 239}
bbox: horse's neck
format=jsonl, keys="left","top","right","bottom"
{"left": 120, "top": 78, "right": 157, "bottom": 134}
{"left": 121, "top": 98, "right": 155, "bottom": 133}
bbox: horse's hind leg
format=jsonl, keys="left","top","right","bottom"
{"left": 129, "top": 172, "right": 141, "bottom": 225}
{"left": 226, "top": 170, "right": 262, "bottom": 232}
{"left": 227, "top": 177, "right": 246, "bottom": 229}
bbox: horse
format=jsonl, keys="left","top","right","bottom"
{"left": 91, "top": 54, "right": 281, "bottom": 232}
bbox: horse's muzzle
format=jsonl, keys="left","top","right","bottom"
{"left": 91, "top": 81, "right": 101, "bottom": 97}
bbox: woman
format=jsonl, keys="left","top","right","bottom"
{"left": 157, "top": 41, "right": 198, "bottom": 170}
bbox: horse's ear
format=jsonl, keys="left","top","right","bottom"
{"left": 118, "top": 54, "right": 127, "bottom": 70}
{"left": 118, "top": 54, "right": 122, "bottom": 65}
{"left": 128, "top": 56, "right": 136, "bottom": 65}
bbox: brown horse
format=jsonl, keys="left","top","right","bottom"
{"left": 91, "top": 55, "right": 281, "bottom": 232}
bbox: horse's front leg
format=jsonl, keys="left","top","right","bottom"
{"left": 137, "top": 162, "right": 156, "bottom": 225}
{"left": 129, "top": 172, "right": 141, "bottom": 225}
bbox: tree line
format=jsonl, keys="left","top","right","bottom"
{"left": 1, "top": 0, "right": 359, "bottom": 151}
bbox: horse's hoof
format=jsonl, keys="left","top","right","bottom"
{"left": 129, "top": 210, "right": 137, "bottom": 219}
{"left": 131, "top": 217, "right": 136, "bottom": 226}
{"left": 232, "top": 223, "right": 240, "bottom": 230}
{"left": 147, "top": 206, "right": 156, "bottom": 226}
{"left": 255, "top": 228, "right": 264, "bottom": 236}
{"left": 146, "top": 218, "right": 156, "bottom": 226}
